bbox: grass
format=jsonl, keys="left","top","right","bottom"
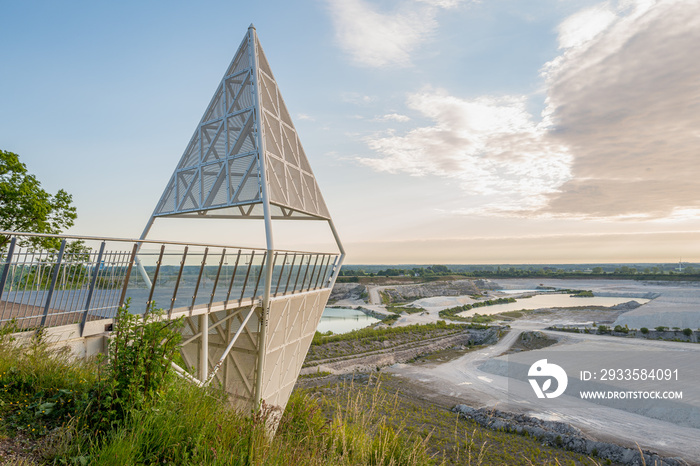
{"left": 0, "top": 334, "right": 97, "bottom": 440}
{"left": 0, "top": 323, "right": 432, "bottom": 465}
{"left": 0, "top": 321, "right": 619, "bottom": 465}
{"left": 305, "top": 374, "right": 609, "bottom": 466}
{"left": 298, "top": 370, "right": 333, "bottom": 379}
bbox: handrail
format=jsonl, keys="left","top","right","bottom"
{"left": 0, "top": 231, "right": 338, "bottom": 256}
{"left": 0, "top": 231, "right": 339, "bottom": 331}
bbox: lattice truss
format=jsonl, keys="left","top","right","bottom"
{"left": 149, "top": 26, "right": 344, "bottom": 416}
{"left": 179, "top": 290, "right": 329, "bottom": 411}
{"left": 154, "top": 27, "right": 330, "bottom": 221}
{"left": 179, "top": 306, "right": 261, "bottom": 403}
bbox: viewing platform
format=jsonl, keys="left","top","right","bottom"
{"left": 0, "top": 25, "right": 344, "bottom": 415}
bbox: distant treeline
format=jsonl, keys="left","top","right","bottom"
{"left": 338, "top": 264, "right": 700, "bottom": 281}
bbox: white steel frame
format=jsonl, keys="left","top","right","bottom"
{"left": 139, "top": 25, "right": 344, "bottom": 413}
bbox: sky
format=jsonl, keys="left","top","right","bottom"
{"left": 1, "top": 0, "right": 699, "bottom": 264}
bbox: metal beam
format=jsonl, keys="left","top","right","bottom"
{"left": 40, "top": 240, "right": 66, "bottom": 328}
{"left": 80, "top": 241, "right": 105, "bottom": 336}
{"left": 203, "top": 305, "right": 257, "bottom": 386}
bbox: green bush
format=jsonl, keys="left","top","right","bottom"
{"left": 311, "top": 319, "right": 463, "bottom": 346}
{"left": 0, "top": 324, "right": 95, "bottom": 439}
{"left": 1, "top": 306, "right": 433, "bottom": 465}
{"left": 470, "top": 313, "right": 494, "bottom": 324}
{"left": 73, "top": 301, "right": 184, "bottom": 437}
{"left": 640, "top": 327, "right": 649, "bottom": 334}
{"left": 683, "top": 328, "right": 693, "bottom": 337}
{"left": 109, "top": 302, "right": 183, "bottom": 404}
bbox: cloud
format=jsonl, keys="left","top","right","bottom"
{"left": 359, "top": 89, "right": 572, "bottom": 212}
{"left": 416, "top": 0, "right": 465, "bottom": 7}
{"left": 556, "top": 4, "right": 617, "bottom": 49}
{"left": 541, "top": 0, "right": 700, "bottom": 219}
{"left": 296, "top": 113, "right": 315, "bottom": 121}
{"left": 358, "top": 0, "right": 700, "bottom": 219}
{"left": 374, "top": 113, "right": 411, "bottom": 122}
{"left": 326, "top": 0, "right": 464, "bottom": 68}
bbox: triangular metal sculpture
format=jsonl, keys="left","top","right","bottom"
{"left": 138, "top": 25, "right": 344, "bottom": 417}
{"left": 152, "top": 26, "right": 330, "bottom": 222}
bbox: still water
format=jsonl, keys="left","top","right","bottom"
{"left": 317, "top": 307, "right": 379, "bottom": 334}
{"left": 458, "top": 294, "right": 650, "bottom": 317}
{"left": 497, "top": 289, "right": 553, "bottom": 294}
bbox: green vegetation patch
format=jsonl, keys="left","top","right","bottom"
{"left": 379, "top": 290, "right": 392, "bottom": 305}
{"left": 306, "top": 321, "right": 484, "bottom": 364}
{"left": 299, "top": 370, "right": 333, "bottom": 380}
{"left": 311, "top": 320, "right": 465, "bottom": 346}
{"left": 439, "top": 298, "right": 516, "bottom": 322}
{"left": 381, "top": 314, "right": 400, "bottom": 325}
{"left": 386, "top": 305, "right": 423, "bottom": 315}
{"left": 557, "top": 289, "right": 595, "bottom": 297}
{"left": 469, "top": 314, "right": 494, "bottom": 324}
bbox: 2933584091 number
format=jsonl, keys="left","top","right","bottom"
{"left": 599, "top": 368, "right": 678, "bottom": 381}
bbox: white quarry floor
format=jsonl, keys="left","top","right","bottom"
{"left": 388, "top": 319, "right": 700, "bottom": 463}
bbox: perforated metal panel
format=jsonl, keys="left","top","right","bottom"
{"left": 142, "top": 26, "right": 345, "bottom": 417}
{"left": 153, "top": 27, "right": 330, "bottom": 220}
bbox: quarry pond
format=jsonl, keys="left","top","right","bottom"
{"left": 458, "top": 293, "right": 651, "bottom": 317}
{"left": 316, "top": 307, "right": 379, "bottom": 334}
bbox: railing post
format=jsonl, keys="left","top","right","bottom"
{"left": 319, "top": 255, "right": 334, "bottom": 288}
{"left": 327, "top": 218, "right": 345, "bottom": 285}
{"left": 252, "top": 252, "right": 269, "bottom": 300}
{"left": 225, "top": 250, "right": 241, "bottom": 304}
{"left": 169, "top": 246, "right": 188, "bottom": 318}
{"left": 146, "top": 245, "right": 165, "bottom": 314}
{"left": 209, "top": 249, "right": 226, "bottom": 309}
{"left": 0, "top": 236, "right": 17, "bottom": 302}
{"left": 81, "top": 241, "right": 105, "bottom": 336}
{"left": 273, "top": 253, "right": 287, "bottom": 297}
{"left": 304, "top": 255, "right": 319, "bottom": 291}
{"left": 191, "top": 247, "right": 209, "bottom": 310}
{"left": 283, "top": 253, "right": 297, "bottom": 295}
{"left": 239, "top": 251, "right": 255, "bottom": 303}
{"left": 118, "top": 243, "right": 139, "bottom": 312}
{"left": 40, "top": 239, "right": 66, "bottom": 328}
{"left": 292, "top": 254, "right": 306, "bottom": 293}
{"left": 312, "top": 255, "right": 329, "bottom": 289}
{"left": 199, "top": 312, "right": 208, "bottom": 381}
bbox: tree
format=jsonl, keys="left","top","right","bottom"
{"left": 0, "top": 150, "right": 77, "bottom": 249}
{"left": 430, "top": 265, "right": 449, "bottom": 274}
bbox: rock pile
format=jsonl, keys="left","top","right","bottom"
{"left": 453, "top": 405, "right": 690, "bottom": 466}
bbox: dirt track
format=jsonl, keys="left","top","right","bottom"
{"left": 388, "top": 320, "right": 700, "bottom": 463}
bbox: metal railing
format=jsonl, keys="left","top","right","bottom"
{"left": 0, "top": 232, "right": 339, "bottom": 333}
